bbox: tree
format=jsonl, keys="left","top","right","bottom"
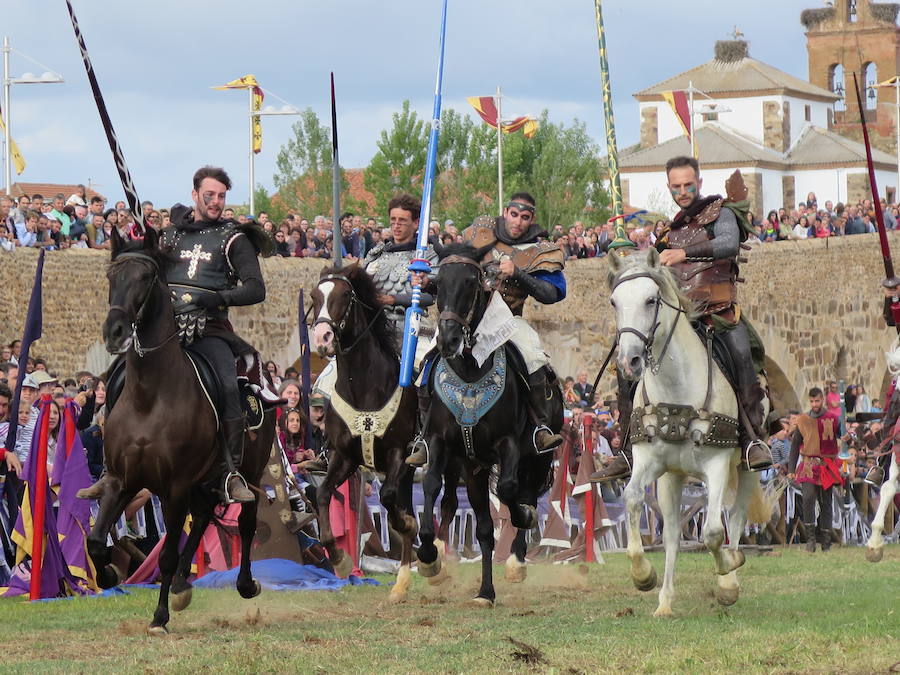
{"left": 272, "top": 107, "right": 359, "bottom": 219}
{"left": 364, "top": 100, "right": 427, "bottom": 217}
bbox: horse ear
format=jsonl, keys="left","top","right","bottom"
{"left": 646, "top": 247, "right": 660, "bottom": 268}
{"left": 606, "top": 249, "right": 624, "bottom": 274}
{"left": 110, "top": 227, "right": 125, "bottom": 258}
{"left": 143, "top": 224, "right": 159, "bottom": 250}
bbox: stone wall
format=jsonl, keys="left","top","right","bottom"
{"left": 763, "top": 101, "right": 790, "bottom": 153}
{"left": 782, "top": 175, "right": 796, "bottom": 212}
{"left": 847, "top": 173, "right": 871, "bottom": 205}
{"left": 640, "top": 107, "right": 658, "bottom": 149}
{"left": 2, "top": 233, "right": 899, "bottom": 411}
{"left": 745, "top": 172, "right": 764, "bottom": 220}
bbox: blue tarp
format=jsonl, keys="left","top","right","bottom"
{"left": 192, "top": 558, "right": 379, "bottom": 591}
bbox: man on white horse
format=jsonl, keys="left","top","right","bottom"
{"left": 595, "top": 156, "right": 772, "bottom": 483}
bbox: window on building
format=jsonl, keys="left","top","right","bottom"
{"left": 848, "top": 0, "right": 857, "bottom": 23}
{"left": 805, "top": 104, "right": 811, "bottom": 121}
{"left": 830, "top": 63, "right": 846, "bottom": 111}
{"left": 864, "top": 62, "right": 878, "bottom": 110}
{"left": 701, "top": 112, "right": 718, "bottom": 122}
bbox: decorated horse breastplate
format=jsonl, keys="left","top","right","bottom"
{"left": 164, "top": 225, "right": 238, "bottom": 296}
{"left": 328, "top": 384, "right": 405, "bottom": 469}
{"left": 434, "top": 348, "right": 507, "bottom": 457}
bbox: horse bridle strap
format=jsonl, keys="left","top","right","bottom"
{"left": 109, "top": 252, "right": 178, "bottom": 357}
{"left": 314, "top": 275, "right": 383, "bottom": 354}
{"left": 438, "top": 255, "right": 488, "bottom": 347}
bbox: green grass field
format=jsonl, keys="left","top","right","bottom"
{"left": 0, "top": 546, "right": 897, "bottom": 674}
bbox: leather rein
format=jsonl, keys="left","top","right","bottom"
{"left": 313, "top": 274, "right": 385, "bottom": 355}
{"left": 437, "top": 255, "right": 488, "bottom": 350}
{"left": 107, "top": 252, "right": 179, "bottom": 358}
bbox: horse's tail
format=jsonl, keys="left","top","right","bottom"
{"left": 726, "top": 464, "right": 779, "bottom": 525}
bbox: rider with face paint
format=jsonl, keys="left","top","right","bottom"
{"left": 595, "top": 156, "right": 772, "bottom": 484}
{"left": 79, "top": 166, "right": 272, "bottom": 504}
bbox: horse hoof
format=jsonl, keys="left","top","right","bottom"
{"left": 417, "top": 557, "right": 441, "bottom": 579}
{"left": 865, "top": 547, "right": 884, "bottom": 563}
{"left": 469, "top": 596, "right": 495, "bottom": 608}
{"left": 171, "top": 587, "right": 193, "bottom": 612}
{"left": 426, "top": 567, "right": 451, "bottom": 586}
{"left": 332, "top": 554, "right": 354, "bottom": 578}
{"left": 238, "top": 579, "right": 262, "bottom": 599}
{"left": 633, "top": 567, "right": 657, "bottom": 592}
{"left": 147, "top": 625, "right": 169, "bottom": 637}
{"left": 504, "top": 558, "right": 527, "bottom": 583}
{"left": 653, "top": 606, "right": 674, "bottom": 618}
{"left": 715, "top": 585, "right": 740, "bottom": 606}
{"left": 98, "top": 563, "right": 124, "bottom": 590}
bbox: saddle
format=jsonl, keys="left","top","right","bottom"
{"left": 103, "top": 349, "right": 265, "bottom": 431}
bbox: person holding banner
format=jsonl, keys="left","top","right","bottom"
{"left": 406, "top": 191, "right": 565, "bottom": 466}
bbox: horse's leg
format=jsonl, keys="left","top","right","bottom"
{"left": 315, "top": 453, "right": 357, "bottom": 578}
{"left": 715, "top": 465, "right": 759, "bottom": 606}
{"left": 437, "top": 458, "right": 460, "bottom": 556}
{"left": 465, "top": 463, "right": 495, "bottom": 607}
{"left": 702, "top": 453, "right": 735, "bottom": 577}
{"left": 149, "top": 496, "right": 189, "bottom": 635}
{"left": 416, "top": 436, "right": 448, "bottom": 577}
{"left": 505, "top": 529, "right": 527, "bottom": 583}
{"left": 235, "top": 498, "right": 261, "bottom": 599}
{"left": 170, "top": 494, "right": 212, "bottom": 612}
{"left": 624, "top": 448, "right": 659, "bottom": 593}
{"left": 866, "top": 454, "right": 899, "bottom": 562}
{"left": 381, "top": 451, "right": 418, "bottom": 603}
{"left": 654, "top": 471, "right": 685, "bottom": 618}
{"left": 494, "top": 435, "right": 534, "bottom": 529}
{"left": 86, "top": 477, "right": 136, "bottom": 589}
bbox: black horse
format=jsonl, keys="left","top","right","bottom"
{"left": 94, "top": 228, "right": 276, "bottom": 634}
{"left": 416, "top": 243, "right": 559, "bottom": 605}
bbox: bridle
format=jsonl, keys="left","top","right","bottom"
{"left": 313, "top": 274, "right": 384, "bottom": 354}
{"left": 437, "top": 255, "right": 488, "bottom": 350}
{"left": 611, "top": 271, "right": 686, "bottom": 375}
{"left": 107, "top": 252, "right": 178, "bottom": 358}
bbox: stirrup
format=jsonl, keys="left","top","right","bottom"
{"left": 532, "top": 425, "right": 561, "bottom": 454}
{"left": 743, "top": 439, "right": 773, "bottom": 471}
{"left": 224, "top": 471, "right": 254, "bottom": 504}
{"left": 405, "top": 437, "right": 429, "bottom": 466}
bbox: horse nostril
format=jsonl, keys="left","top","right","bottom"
{"left": 630, "top": 355, "right": 642, "bottom": 371}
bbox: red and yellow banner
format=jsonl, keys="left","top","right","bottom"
{"left": 213, "top": 75, "right": 264, "bottom": 153}
{"left": 467, "top": 96, "right": 538, "bottom": 138}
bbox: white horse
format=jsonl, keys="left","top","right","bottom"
{"left": 607, "top": 249, "right": 769, "bottom": 617}
{"left": 865, "top": 338, "right": 900, "bottom": 562}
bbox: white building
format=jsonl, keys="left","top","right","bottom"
{"left": 620, "top": 40, "right": 897, "bottom": 217}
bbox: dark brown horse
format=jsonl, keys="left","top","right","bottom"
{"left": 92, "top": 227, "right": 275, "bottom": 634}
{"left": 310, "top": 263, "right": 427, "bottom": 602}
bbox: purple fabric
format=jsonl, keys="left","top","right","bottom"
{"left": 3, "top": 399, "right": 90, "bottom": 599}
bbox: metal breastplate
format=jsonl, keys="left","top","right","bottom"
{"left": 365, "top": 244, "right": 437, "bottom": 327}
{"left": 164, "top": 225, "right": 237, "bottom": 295}
{"left": 667, "top": 222, "right": 737, "bottom": 316}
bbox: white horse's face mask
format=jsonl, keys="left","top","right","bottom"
{"left": 611, "top": 275, "right": 661, "bottom": 381}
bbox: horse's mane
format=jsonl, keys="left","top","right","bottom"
{"left": 107, "top": 237, "right": 178, "bottom": 278}
{"left": 606, "top": 250, "right": 697, "bottom": 318}
{"left": 436, "top": 241, "right": 481, "bottom": 261}
{"left": 320, "top": 264, "right": 398, "bottom": 357}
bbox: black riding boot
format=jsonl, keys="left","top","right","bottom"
{"left": 222, "top": 415, "right": 254, "bottom": 503}
{"left": 718, "top": 321, "right": 773, "bottom": 471}
{"left": 804, "top": 522, "right": 817, "bottom": 553}
{"left": 591, "top": 370, "right": 635, "bottom": 483}
{"left": 406, "top": 386, "right": 432, "bottom": 467}
{"left": 527, "top": 368, "right": 563, "bottom": 453}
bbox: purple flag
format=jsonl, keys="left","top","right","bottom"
{"left": 298, "top": 290, "right": 313, "bottom": 448}
{"left": 3, "top": 399, "right": 90, "bottom": 598}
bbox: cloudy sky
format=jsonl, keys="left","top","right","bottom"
{"left": 3, "top": 0, "right": 812, "bottom": 208}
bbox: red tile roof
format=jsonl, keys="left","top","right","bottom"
{"left": 7, "top": 182, "right": 106, "bottom": 202}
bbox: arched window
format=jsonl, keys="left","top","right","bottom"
{"left": 864, "top": 62, "right": 878, "bottom": 110}
{"left": 830, "top": 63, "right": 846, "bottom": 111}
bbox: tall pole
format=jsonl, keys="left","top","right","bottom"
{"left": 895, "top": 79, "right": 899, "bottom": 202}
{"left": 689, "top": 80, "right": 696, "bottom": 159}
{"left": 593, "top": 0, "right": 622, "bottom": 219}
{"left": 248, "top": 87, "right": 255, "bottom": 215}
{"left": 3, "top": 37, "right": 10, "bottom": 196}
{"left": 398, "top": 0, "right": 449, "bottom": 388}
{"left": 496, "top": 85, "right": 503, "bottom": 215}
{"left": 330, "top": 73, "right": 342, "bottom": 268}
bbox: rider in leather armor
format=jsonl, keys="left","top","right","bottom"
{"left": 594, "top": 156, "right": 772, "bottom": 483}
{"left": 79, "top": 166, "right": 270, "bottom": 504}
{"left": 406, "top": 192, "right": 565, "bottom": 466}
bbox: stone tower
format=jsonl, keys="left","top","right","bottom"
{"left": 803, "top": 0, "right": 900, "bottom": 151}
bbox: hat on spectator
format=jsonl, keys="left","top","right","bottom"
{"left": 66, "top": 195, "right": 87, "bottom": 207}
{"left": 309, "top": 395, "right": 327, "bottom": 408}
{"left": 31, "top": 370, "right": 58, "bottom": 387}
{"left": 21, "top": 374, "right": 38, "bottom": 390}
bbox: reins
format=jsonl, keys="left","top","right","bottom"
{"left": 108, "top": 252, "right": 179, "bottom": 357}
{"left": 437, "top": 255, "right": 488, "bottom": 350}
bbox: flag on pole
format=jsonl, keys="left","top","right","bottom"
{"left": 213, "top": 75, "right": 264, "bottom": 153}
{"left": 0, "top": 110, "right": 26, "bottom": 175}
{"left": 876, "top": 75, "right": 900, "bottom": 87}
{"left": 661, "top": 90, "right": 691, "bottom": 140}
{"left": 467, "top": 96, "right": 538, "bottom": 138}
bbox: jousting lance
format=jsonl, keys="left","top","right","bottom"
{"left": 64, "top": 0, "right": 144, "bottom": 230}
{"left": 330, "top": 73, "right": 342, "bottom": 269}
{"left": 853, "top": 74, "right": 896, "bottom": 286}
{"left": 398, "top": 0, "right": 449, "bottom": 388}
